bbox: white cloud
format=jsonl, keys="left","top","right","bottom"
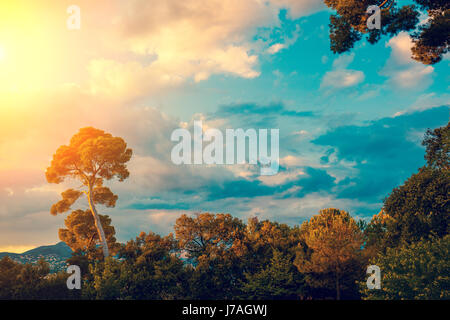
{"left": 380, "top": 32, "right": 435, "bottom": 90}
{"left": 258, "top": 170, "right": 304, "bottom": 186}
{"left": 86, "top": 0, "right": 274, "bottom": 100}
{"left": 82, "top": 0, "right": 325, "bottom": 101}
{"left": 321, "top": 70, "right": 365, "bottom": 89}
{"left": 267, "top": 43, "right": 286, "bottom": 54}
{"left": 321, "top": 53, "right": 365, "bottom": 89}
{"left": 0, "top": 0, "right": 325, "bottom": 102}
{"left": 394, "top": 93, "right": 450, "bottom": 117}
{"left": 271, "top": 0, "right": 326, "bottom": 19}
{"left": 390, "top": 65, "right": 433, "bottom": 89}
{"left": 332, "top": 53, "right": 355, "bottom": 69}
{"left": 266, "top": 24, "right": 301, "bottom": 55}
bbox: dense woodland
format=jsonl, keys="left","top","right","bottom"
{"left": 0, "top": 122, "right": 448, "bottom": 300}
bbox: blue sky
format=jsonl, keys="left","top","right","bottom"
{"left": 110, "top": 6, "right": 449, "bottom": 239}
{"left": 0, "top": 0, "right": 448, "bottom": 251}
{"left": 149, "top": 9, "right": 449, "bottom": 121}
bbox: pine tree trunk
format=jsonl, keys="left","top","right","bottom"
{"left": 336, "top": 272, "right": 340, "bottom": 300}
{"left": 87, "top": 184, "right": 109, "bottom": 258}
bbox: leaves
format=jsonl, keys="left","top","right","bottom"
{"left": 175, "top": 213, "right": 246, "bottom": 261}
{"left": 240, "top": 249, "right": 304, "bottom": 300}
{"left": 92, "top": 186, "right": 118, "bottom": 207}
{"left": 46, "top": 127, "right": 133, "bottom": 186}
{"left": 46, "top": 127, "right": 133, "bottom": 258}
{"left": 86, "top": 234, "right": 188, "bottom": 300}
{"left": 323, "top": 0, "right": 449, "bottom": 65}
{"left": 361, "top": 236, "right": 450, "bottom": 300}
{"left": 295, "top": 208, "right": 365, "bottom": 299}
{"left": 58, "top": 209, "right": 119, "bottom": 259}
{"left": 422, "top": 122, "right": 450, "bottom": 170}
{"left": 0, "top": 257, "right": 80, "bottom": 300}
{"left": 383, "top": 167, "right": 449, "bottom": 246}
{"left": 50, "top": 189, "right": 83, "bottom": 215}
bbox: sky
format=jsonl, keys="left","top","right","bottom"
{"left": 0, "top": 0, "right": 448, "bottom": 253}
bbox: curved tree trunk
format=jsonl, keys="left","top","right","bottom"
{"left": 87, "top": 185, "right": 109, "bottom": 258}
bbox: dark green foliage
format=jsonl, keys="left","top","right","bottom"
{"left": 84, "top": 232, "right": 189, "bottom": 300}
{"left": 240, "top": 249, "right": 304, "bottom": 299}
{"left": 359, "top": 122, "right": 450, "bottom": 299}
{"left": 423, "top": 122, "right": 450, "bottom": 170}
{"left": 0, "top": 256, "right": 80, "bottom": 300}
{"left": 174, "top": 213, "right": 248, "bottom": 299}
{"left": 383, "top": 167, "right": 449, "bottom": 247}
{"left": 361, "top": 236, "right": 450, "bottom": 300}
{"left": 382, "top": 122, "right": 450, "bottom": 247}
{"left": 324, "top": 0, "right": 448, "bottom": 65}
{"left": 330, "top": 14, "right": 362, "bottom": 53}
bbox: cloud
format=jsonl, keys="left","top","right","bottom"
{"left": 380, "top": 32, "right": 434, "bottom": 90}
{"left": 266, "top": 24, "right": 302, "bottom": 55}
{"left": 0, "top": 210, "right": 66, "bottom": 251}
{"left": 267, "top": 43, "right": 286, "bottom": 54}
{"left": 88, "top": 46, "right": 261, "bottom": 101}
{"left": 332, "top": 53, "right": 355, "bottom": 69}
{"left": 0, "top": 89, "right": 331, "bottom": 245}
{"left": 0, "top": 0, "right": 326, "bottom": 103}
{"left": 279, "top": 167, "right": 336, "bottom": 199}
{"left": 3, "top": 96, "right": 446, "bottom": 247}
{"left": 410, "top": 93, "right": 450, "bottom": 110}
{"left": 320, "top": 53, "right": 365, "bottom": 89}
{"left": 271, "top": 0, "right": 326, "bottom": 19}
{"left": 210, "top": 102, "right": 316, "bottom": 128}
{"left": 112, "top": 209, "right": 191, "bottom": 238}
{"left": 312, "top": 106, "right": 449, "bottom": 202}
{"left": 84, "top": 0, "right": 325, "bottom": 101}
{"left": 213, "top": 102, "right": 315, "bottom": 117}
{"left": 10, "top": 88, "right": 444, "bottom": 246}
{"left": 321, "top": 70, "right": 365, "bottom": 89}
{"left": 385, "top": 64, "right": 434, "bottom": 89}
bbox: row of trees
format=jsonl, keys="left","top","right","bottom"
{"left": 0, "top": 122, "right": 448, "bottom": 300}
{"left": 1, "top": 205, "right": 447, "bottom": 300}
{"left": 0, "top": 209, "right": 363, "bottom": 300}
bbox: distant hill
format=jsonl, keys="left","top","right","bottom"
{"left": 22, "top": 241, "right": 72, "bottom": 258}
{"left": 0, "top": 242, "right": 73, "bottom": 273}
{"left": 0, "top": 241, "right": 72, "bottom": 259}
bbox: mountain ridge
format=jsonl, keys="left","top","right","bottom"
{"left": 0, "top": 241, "right": 72, "bottom": 259}
{"left": 0, "top": 242, "right": 73, "bottom": 272}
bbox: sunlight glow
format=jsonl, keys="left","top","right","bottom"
{"left": 0, "top": 46, "right": 5, "bottom": 61}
